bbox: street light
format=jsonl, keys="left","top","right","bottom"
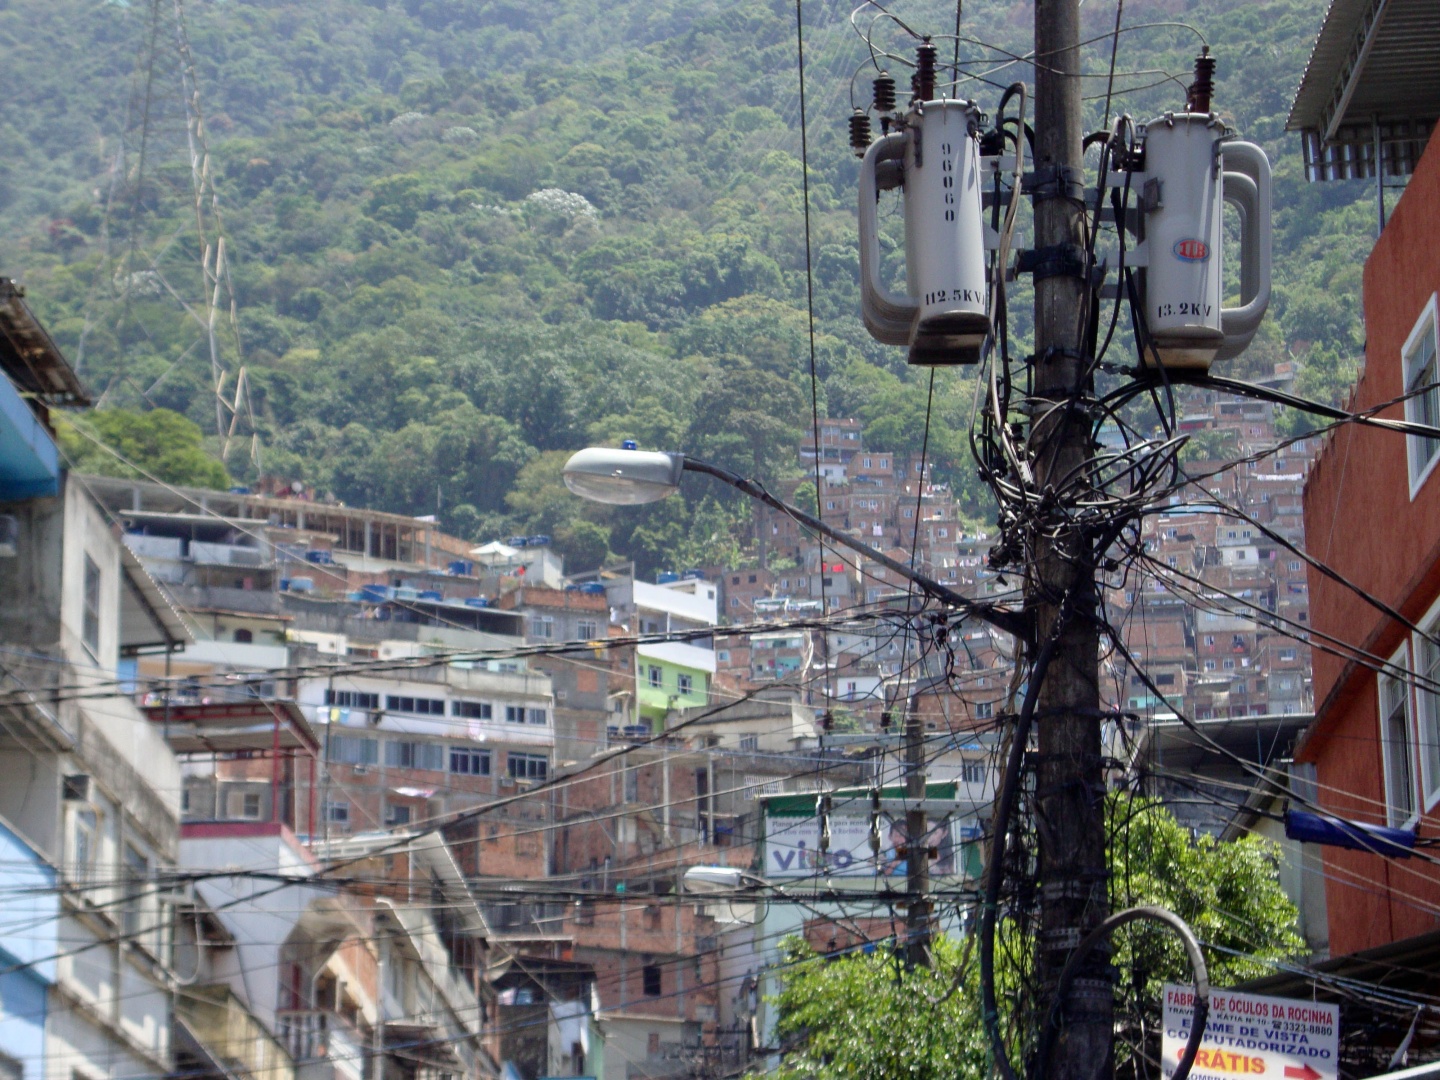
{"left": 561, "top": 445, "right": 1026, "bottom": 640}
{"left": 560, "top": 445, "right": 685, "bottom": 505}
{"left": 682, "top": 865, "right": 767, "bottom": 927}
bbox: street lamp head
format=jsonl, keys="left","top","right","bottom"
{"left": 681, "top": 865, "right": 748, "bottom": 894}
{"left": 562, "top": 446, "right": 685, "bottom": 506}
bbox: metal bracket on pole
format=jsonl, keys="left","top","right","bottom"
{"left": 1016, "top": 242, "right": 1089, "bottom": 282}
{"left": 1023, "top": 163, "right": 1086, "bottom": 202}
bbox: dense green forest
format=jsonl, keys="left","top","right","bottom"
{"left": 0, "top": 0, "right": 1372, "bottom": 572}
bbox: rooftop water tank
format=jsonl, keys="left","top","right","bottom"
{"left": 657, "top": 571, "right": 679, "bottom": 584}
{"left": 359, "top": 584, "right": 394, "bottom": 602}
{"left": 418, "top": 590, "right": 443, "bottom": 601}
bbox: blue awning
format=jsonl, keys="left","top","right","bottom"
{"left": 0, "top": 371, "right": 59, "bottom": 501}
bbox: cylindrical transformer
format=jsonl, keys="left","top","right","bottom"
{"left": 857, "top": 99, "right": 992, "bottom": 364}
{"left": 900, "top": 100, "right": 990, "bottom": 364}
{"left": 1139, "top": 112, "right": 1271, "bottom": 370}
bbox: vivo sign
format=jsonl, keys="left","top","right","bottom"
{"left": 763, "top": 812, "right": 980, "bottom": 879}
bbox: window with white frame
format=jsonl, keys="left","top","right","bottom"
{"left": 82, "top": 555, "right": 101, "bottom": 658}
{"left": 508, "top": 752, "right": 548, "bottom": 781}
{"left": 450, "top": 747, "right": 491, "bottom": 775}
{"left": 577, "top": 619, "right": 599, "bottom": 639}
{"left": 326, "top": 689, "right": 380, "bottom": 710}
{"left": 529, "top": 615, "right": 554, "bottom": 639}
{"left": 385, "top": 695, "right": 444, "bottom": 715}
{"left": 1380, "top": 648, "right": 1417, "bottom": 826}
{"left": 1415, "top": 615, "right": 1440, "bottom": 808}
{"left": 121, "top": 843, "right": 148, "bottom": 940}
{"left": 647, "top": 665, "right": 663, "bottom": 688}
{"left": 71, "top": 807, "right": 99, "bottom": 884}
{"left": 1404, "top": 294, "right": 1440, "bottom": 492}
{"left": 676, "top": 673, "right": 693, "bottom": 695}
{"left": 385, "top": 740, "right": 445, "bottom": 771}
{"left": 329, "top": 734, "right": 378, "bottom": 765}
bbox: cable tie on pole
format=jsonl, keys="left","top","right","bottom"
{"left": 1022, "top": 163, "right": 1085, "bottom": 202}
{"left": 1025, "top": 345, "right": 1087, "bottom": 366}
{"left": 1016, "top": 242, "right": 1089, "bottom": 282}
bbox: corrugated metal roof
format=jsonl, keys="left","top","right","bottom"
{"left": 1288, "top": 0, "right": 1440, "bottom": 181}
{"left": 0, "top": 278, "right": 88, "bottom": 407}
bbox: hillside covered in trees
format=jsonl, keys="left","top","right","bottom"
{"left": 0, "top": 0, "right": 1373, "bottom": 573}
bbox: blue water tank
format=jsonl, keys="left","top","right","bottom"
{"left": 528, "top": 535, "right": 550, "bottom": 546}
{"left": 305, "top": 549, "right": 335, "bottom": 565}
{"left": 657, "top": 571, "right": 679, "bottom": 584}
{"left": 279, "top": 578, "right": 290, "bottom": 591}
{"left": 448, "top": 559, "right": 474, "bottom": 576}
{"left": 418, "top": 590, "right": 443, "bottom": 601}
{"left": 581, "top": 582, "right": 607, "bottom": 595}
{"left": 564, "top": 583, "right": 581, "bottom": 592}
{"left": 359, "top": 584, "right": 393, "bottom": 602}
{"left": 465, "top": 596, "right": 492, "bottom": 608}
{"left": 682, "top": 568, "right": 706, "bottom": 580}
{"left": 507, "top": 536, "right": 530, "bottom": 547}
{"left": 346, "top": 591, "right": 364, "bottom": 601}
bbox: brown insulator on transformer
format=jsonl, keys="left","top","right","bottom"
{"left": 1186, "top": 46, "right": 1216, "bottom": 114}
{"left": 915, "top": 38, "right": 937, "bottom": 101}
{"left": 873, "top": 71, "right": 897, "bottom": 114}
{"left": 849, "top": 109, "right": 873, "bottom": 157}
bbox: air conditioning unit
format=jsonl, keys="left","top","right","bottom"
{"left": 353, "top": 765, "right": 373, "bottom": 776}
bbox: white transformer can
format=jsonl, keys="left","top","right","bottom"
{"left": 1138, "top": 112, "right": 1271, "bottom": 370}
{"left": 859, "top": 100, "right": 991, "bottom": 364}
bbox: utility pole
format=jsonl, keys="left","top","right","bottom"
{"left": 1029, "top": 0, "right": 1112, "bottom": 1075}
{"left": 904, "top": 685, "right": 930, "bottom": 966}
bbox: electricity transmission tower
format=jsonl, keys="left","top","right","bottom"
{"left": 87, "top": 0, "right": 259, "bottom": 475}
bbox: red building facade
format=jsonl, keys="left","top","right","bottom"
{"left": 1300, "top": 129, "right": 1440, "bottom": 956}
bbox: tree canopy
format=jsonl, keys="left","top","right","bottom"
{"left": 57, "top": 409, "right": 231, "bottom": 489}
{"left": 768, "top": 796, "right": 1303, "bottom": 1080}
{"left": 0, "top": 0, "right": 1374, "bottom": 573}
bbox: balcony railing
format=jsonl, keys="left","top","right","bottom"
{"left": 276, "top": 1010, "right": 367, "bottom": 1080}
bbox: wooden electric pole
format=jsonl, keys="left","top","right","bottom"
{"left": 904, "top": 687, "right": 931, "bottom": 967}
{"left": 1029, "top": 0, "right": 1113, "bottom": 1074}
